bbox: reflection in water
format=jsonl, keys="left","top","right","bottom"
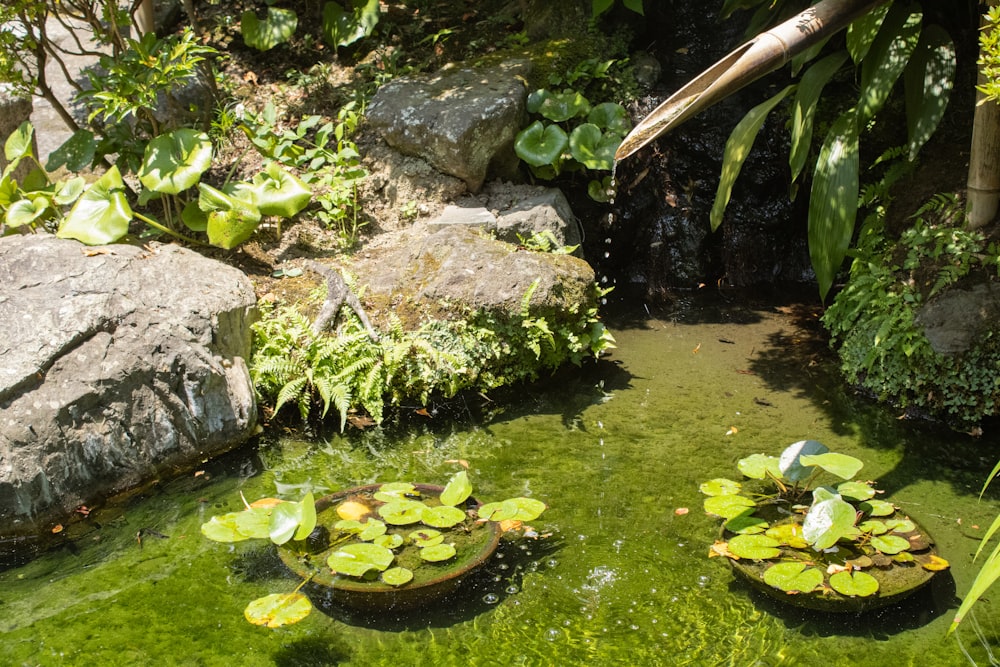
{"left": 1, "top": 293, "right": 998, "bottom": 665}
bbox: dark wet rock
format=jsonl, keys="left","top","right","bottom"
{"left": 365, "top": 61, "right": 530, "bottom": 192}
{"left": 0, "top": 234, "right": 257, "bottom": 539}
{"left": 916, "top": 282, "right": 1000, "bottom": 355}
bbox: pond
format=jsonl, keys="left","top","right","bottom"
{"left": 3, "top": 292, "right": 1000, "bottom": 666}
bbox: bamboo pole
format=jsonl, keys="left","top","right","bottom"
{"left": 967, "top": 0, "right": 1000, "bottom": 230}
{"left": 616, "top": 0, "right": 887, "bottom": 161}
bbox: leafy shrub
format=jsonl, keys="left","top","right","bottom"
{"left": 822, "top": 194, "right": 1000, "bottom": 428}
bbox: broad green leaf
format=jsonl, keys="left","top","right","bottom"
{"left": 382, "top": 567, "right": 413, "bottom": 586}
{"left": 727, "top": 534, "right": 780, "bottom": 560}
{"left": 53, "top": 177, "right": 86, "bottom": 206}
{"left": 829, "top": 570, "right": 879, "bottom": 597}
{"left": 233, "top": 506, "right": 274, "bottom": 540}
{"left": 5, "top": 196, "right": 49, "bottom": 228}
{"left": 858, "top": 4, "right": 922, "bottom": 123}
{"left": 737, "top": 454, "right": 781, "bottom": 480}
{"left": 57, "top": 166, "right": 132, "bottom": 245}
{"left": 699, "top": 478, "right": 742, "bottom": 496}
{"left": 5, "top": 121, "right": 33, "bottom": 162}
{"left": 269, "top": 500, "right": 303, "bottom": 545}
{"left": 420, "top": 505, "right": 466, "bottom": 528}
{"left": 322, "top": 0, "right": 380, "bottom": 49}
{"left": 859, "top": 519, "right": 888, "bottom": 535}
{"left": 328, "top": 542, "right": 395, "bottom": 576}
{"left": 47, "top": 130, "right": 98, "bottom": 172}
{"left": 378, "top": 498, "right": 426, "bottom": 525}
{"left": 802, "top": 496, "right": 858, "bottom": 550}
{"left": 139, "top": 129, "right": 213, "bottom": 195}
{"left": 763, "top": 562, "right": 824, "bottom": 594}
{"left": 569, "top": 124, "right": 620, "bottom": 171}
{"left": 846, "top": 2, "right": 891, "bottom": 64}
{"left": 903, "top": 24, "right": 955, "bottom": 161}
{"left": 359, "top": 518, "right": 387, "bottom": 541}
{"left": 703, "top": 494, "right": 756, "bottom": 520}
{"left": 408, "top": 528, "right": 443, "bottom": 547}
{"left": 375, "top": 482, "right": 416, "bottom": 502}
{"left": 181, "top": 199, "right": 208, "bottom": 231}
{"left": 199, "top": 183, "right": 262, "bottom": 249}
{"left": 515, "top": 121, "right": 568, "bottom": 168}
{"left": 871, "top": 534, "right": 911, "bottom": 555}
{"left": 885, "top": 518, "right": 915, "bottom": 533}
{"left": 588, "top": 102, "right": 631, "bottom": 134}
{"left": 808, "top": 109, "right": 859, "bottom": 301}
{"left": 374, "top": 534, "right": 404, "bottom": 549}
{"left": 528, "top": 89, "right": 591, "bottom": 122}
{"left": 244, "top": 593, "right": 312, "bottom": 628}
{"left": 251, "top": 163, "right": 312, "bottom": 217}
{"left": 789, "top": 52, "right": 849, "bottom": 184}
{"left": 200, "top": 514, "right": 251, "bottom": 542}
{"left": 419, "top": 542, "right": 457, "bottom": 562}
{"left": 592, "top": 0, "right": 613, "bottom": 18}
{"left": 725, "top": 514, "right": 768, "bottom": 534}
{"left": 765, "top": 523, "right": 809, "bottom": 549}
{"left": 622, "top": 0, "right": 643, "bottom": 14}
{"left": 588, "top": 176, "right": 614, "bottom": 203}
{"left": 859, "top": 499, "right": 895, "bottom": 517}
{"left": 506, "top": 497, "right": 546, "bottom": 521}
{"left": 799, "top": 452, "right": 864, "bottom": 480}
{"left": 335, "top": 519, "right": 365, "bottom": 533}
{"left": 241, "top": 7, "right": 298, "bottom": 52}
{"left": 778, "top": 440, "right": 829, "bottom": 482}
{"left": 293, "top": 492, "right": 316, "bottom": 540}
{"left": 710, "top": 85, "right": 795, "bottom": 231}
{"left": 837, "top": 480, "right": 876, "bottom": 501}
{"left": 440, "top": 470, "right": 473, "bottom": 506}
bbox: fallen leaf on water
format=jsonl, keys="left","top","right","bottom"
{"left": 499, "top": 519, "right": 523, "bottom": 533}
{"left": 52, "top": 524, "right": 63, "bottom": 533}
{"left": 674, "top": 507, "right": 689, "bottom": 516}
{"left": 726, "top": 426, "right": 738, "bottom": 436}
{"left": 250, "top": 498, "right": 283, "bottom": 509}
{"left": 337, "top": 500, "right": 372, "bottom": 522}
{"left": 692, "top": 343, "right": 701, "bottom": 354}
{"left": 676, "top": 47, "right": 689, "bottom": 54}
{"left": 445, "top": 459, "right": 470, "bottom": 469}
{"left": 415, "top": 408, "right": 432, "bottom": 417}
{"left": 194, "top": 470, "right": 205, "bottom": 477}
{"left": 709, "top": 540, "right": 737, "bottom": 560}
{"left": 75, "top": 505, "right": 91, "bottom": 516}
{"left": 347, "top": 414, "right": 376, "bottom": 429}
{"left": 921, "top": 555, "right": 950, "bottom": 571}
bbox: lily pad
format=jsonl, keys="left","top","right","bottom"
{"left": 700, "top": 478, "right": 743, "bottom": 497}
{"left": 763, "top": 562, "right": 824, "bottom": 594}
{"left": 374, "top": 534, "right": 404, "bottom": 550}
{"left": 802, "top": 496, "right": 858, "bottom": 550}
{"left": 799, "top": 452, "right": 864, "bottom": 480}
{"left": 885, "top": 518, "right": 916, "bottom": 533}
{"left": 725, "top": 513, "right": 768, "bottom": 534}
{"left": 477, "top": 498, "right": 546, "bottom": 522}
{"left": 420, "top": 505, "right": 467, "bottom": 529}
{"left": 727, "top": 534, "right": 781, "bottom": 560}
{"left": 419, "top": 543, "right": 457, "bottom": 562}
{"left": 828, "top": 570, "right": 879, "bottom": 597}
{"left": 374, "top": 483, "right": 416, "bottom": 502}
{"left": 779, "top": 440, "right": 829, "bottom": 482}
{"left": 244, "top": 593, "right": 312, "bottom": 628}
{"left": 703, "top": 494, "right": 756, "bottom": 520}
{"left": 737, "top": 454, "right": 782, "bottom": 480}
{"left": 408, "top": 528, "right": 444, "bottom": 548}
{"left": 871, "top": 534, "right": 911, "bottom": 555}
{"left": 378, "top": 499, "right": 426, "bottom": 525}
{"left": 381, "top": 567, "right": 413, "bottom": 587}
{"left": 359, "top": 519, "right": 388, "bottom": 541}
{"left": 836, "top": 480, "right": 876, "bottom": 501}
{"left": 328, "top": 543, "right": 395, "bottom": 577}
{"left": 439, "top": 470, "right": 473, "bottom": 506}
{"left": 765, "top": 523, "right": 809, "bottom": 549}
{"left": 860, "top": 499, "right": 896, "bottom": 517}
{"left": 858, "top": 520, "right": 888, "bottom": 535}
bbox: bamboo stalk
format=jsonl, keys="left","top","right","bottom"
{"left": 967, "top": 0, "right": 1000, "bottom": 230}
{"left": 616, "top": 0, "right": 887, "bottom": 161}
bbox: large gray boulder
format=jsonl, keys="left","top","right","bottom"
{"left": 0, "top": 235, "right": 257, "bottom": 540}
{"left": 365, "top": 61, "right": 530, "bottom": 192}
{"left": 916, "top": 282, "right": 1000, "bottom": 355}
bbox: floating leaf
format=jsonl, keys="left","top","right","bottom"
{"left": 334, "top": 519, "right": 364, "bottom": 533}
{"left": 419, "top": 543, "right": 457, "bottom": 562}
{"left": 700, "top": 478, "right": 743, "bottom": 497}
{"left": 337, "top": 500, "right": 373, "bottom": 521}
{"left": 421, "top": 505, "right": 467, "bottom": 529}
{"left": 763, "top": 562, "right": 824, "bottom": 594}
{"left": 378, "top": 499, "right": 426, "bottom": 525}
{"left": 328, "top": 542, "right": 395, "bottom": 577}
{"left": 374, "top": 483, "right": 416, "bottom": 502}
{"left": 478, "top": 498, "right": 546, "bottom": 522}
{"left": 374, "top": 534, "right": 404, "bottom": 550}
{"left": 921, "top": 554, "right": 950, "bottom": 571}
{"left": 737, "top": 454, "right": 781, "bottom": 480}
{"left": 893, "top": 551, "right": 915, "bottom": 563}
{"left": 829, "top": 570, "right": 879, "bottom": 597}
{"left": 860, "top": 499, "right": 896, "bottom": 517}
{"left": 725, "top": 514, "right": 768, "bottom": 535}
{"left": 440, "top": 470, "right": 473, "bottom": 506}
{"left": 802, "top": 496, "right": 858, "bottom": 550}
{"left": 703, "top": 494, "right": 756, "bottom": 520}
{"left": 858, "top": 520, "right": 888, "bottom": 535}
{"left": 727, "top": 534, "right": 781, "bottom": 560}
{"left": 270, "top": 500, "right": 305, "bottom": 545}
{"left": 837, "top": 480, "right": 876, "bottom": 501}
{"left": 408, "top": 528, "right": 443, "bottom": 548}
{"left": 244, "top": 593, "right": 312, "bottom": 628}
{"left": 765, "top": 523, "right": 809, "bottom": 549}
{"left": 201, "top": 514, "right": 251, "bottom": 542}
{"left": 871, "top": 534, "right": 911, "bottom": 555}
{"left": 359, "top": 518, "right": 388, "bottom": 541}
{"left": 382, "top": 567, "right": 413, "bottom": 587}
{"left": 885, "top": 518, "right": 916, "bottom": 533}
{"left": 799, "top": 452, "right": 863, "bottom": 480}
{"left": 778, "top": 440, "right": 829, "bottom": 482}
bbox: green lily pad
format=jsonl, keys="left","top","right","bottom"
{"left": 477, "top": 497, "right": 546, "bottom": 522}
{"left": 328, "top": 542, "right": 395, "bottom": 577}
{"left": 860, "top": 499, "right": 896, "bottom": 517}
{"left": 779, "top": 440, "right": 829, "bottom": 482}
{"left": 439, "top": 470, "right": 473, "bottom": 506}
{"left": 885, "top": 518, "right": 916, "bottom": 533}
{"left": 374, "top": 534, "right": 404, "bottom": 550}
{"left": 700, "top": 478, "right": 743, "bottom": 496}
{"left": 408, "top": 528, "right": 443, "bottom": 548}
{"left": 703, "top": 494, "right": 756, "bottom": 519}
{"left": 837, "top": 480, "right": 876, "bottom": 501}
{"left": 828, "top": 570, "right": 879, "bottom": 597}
{"left": 802, "top": 496, "right": 858, "bottom": 550}
{"left": 765, "top": 523, "right": 809, "bottom": 549}
{"left": 799, "top": 452, "right": 864, "bottom": 480}
{"left": 858, "top": 520, "right": 888, "bottom": 535}
{"left": 725, "top": 513, "right": 768, "bottom": 534}
{"left": 420, "top": 505, "right": 467, "bottom": 529}
{"left": 737, "top": 454, "right": 782, "bottom": 480}
{"left": 762, "top": 562, "right": 824, "bottom": 594}
{"left": 419, "top": 543, "right": 457, "bottom": 562}
{"left": 871, "top": 534, "right": 911, "bottom": 555}
{"left": 374, "top": 483, "right": 416, "bottom": 502}
{"left": 381, "top": 567, "right": 413, "bottom": 587}
{"left": 377, "top": 499, "right": 426, "bottom": 525}
{"left": 359, "top": 519, "right": 388, "bottom": 541}
{"left": 727, "top": 534, "right": 781, "bottom": 560}
{"left": 334, "top": 519, "right": 365, "bottom": 533}
{"left": 244, "top": 593, "right": 312, "bottom": 628}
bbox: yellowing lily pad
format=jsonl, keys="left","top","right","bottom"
{"left": 699, "top": 478, "right": 742, "bottom": 496}
{"left": 765, "top": 523, "right": 809, "bottom": 549}
{"left": 921, "top": 554, "right": 950, "bottom": 571}
{"left": 374, "top": 534, "right": 404, "bottom": 550}
{"left": 828, "top": 570, "right": 879, "bottom": 597}
{"left": 244, "top": 593, "right": 312, "bottom": 628}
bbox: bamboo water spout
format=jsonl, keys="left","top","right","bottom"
{"left": 615, "top": 0, "right": 887, "bottom": 161}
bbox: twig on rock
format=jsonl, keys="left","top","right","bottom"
{"left": 304, "top": 260, "right": 380, "bottom": 342}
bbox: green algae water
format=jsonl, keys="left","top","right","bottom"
{"left": 4, "top": 294, "right": 1000, "bottom": 666}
